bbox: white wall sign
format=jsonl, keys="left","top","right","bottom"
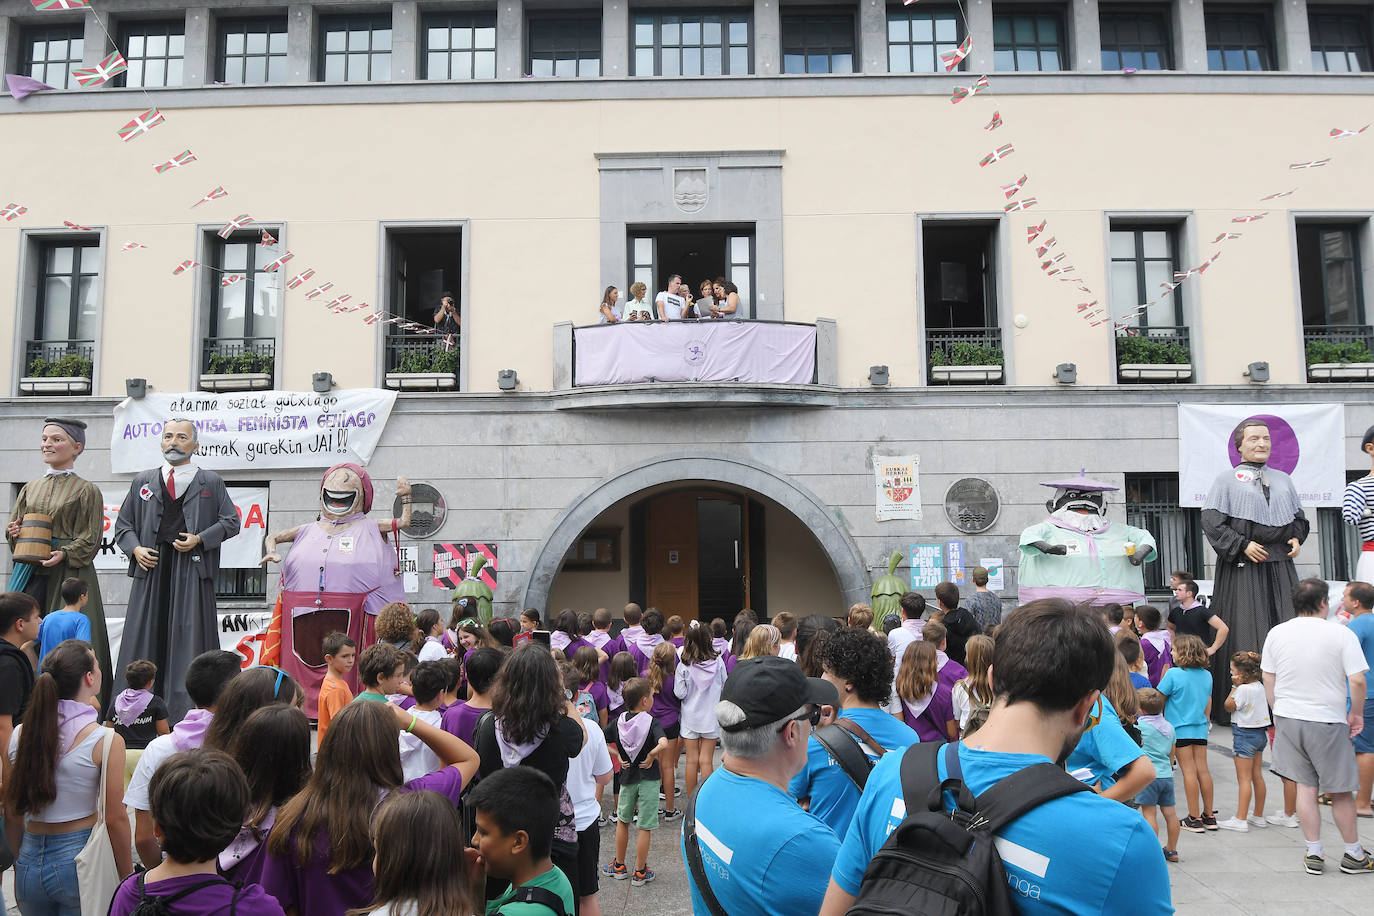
{"left": 110, "top": 389, "right": 398, "bottom": 472}
{"left": 1177, "top": 404, "right": 1345, "bottom": 506}
{"left": 95, "top": 487, "right": 268, "bottom": 570}
{"left": 876, "top": 454, "right": 922, "bottom": 521}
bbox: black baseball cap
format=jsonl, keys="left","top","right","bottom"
{"left": 718, "top": 656, "right": 838, "bottom": 732}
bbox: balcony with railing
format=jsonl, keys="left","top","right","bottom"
{"left": 926, "top": 327, "right": 1004, "bottom": 384}
{"left": 200, "top": 336, "right": 276, "bottom": 392}
{"left": 1304, "top": 324, "right": 1374, "bottom": 381}
{"left": 19, "top": 339, "right": 95, "bottom": 395}
{"left": 1115, "top": 326, "right": 1193, "bottom": 383}
{"left": 384, "top": 332, "right": 460, "bottom": 391}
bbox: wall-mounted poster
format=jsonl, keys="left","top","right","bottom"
{"left": 876, "top": 454, "right": 922, "bottom": 521}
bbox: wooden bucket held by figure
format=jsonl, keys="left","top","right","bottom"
{"left": 13, "top": 513, "right": 54, "bottom": 564}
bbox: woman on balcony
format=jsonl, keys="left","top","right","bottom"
{"left": 6, "top": 418, "right": 113, "bottom": 712}
{"left": 711, "top": 279, "right": 740, "bottom": 318}
{"left": 623, "top": 282, "right": 652, "bottom": 322}
{"left": 598, "top": 286, "right": 622, "bottom": 324}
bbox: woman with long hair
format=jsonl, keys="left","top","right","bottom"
{"left": 895, "top": 641, "right": 957, "bottom": 743}
{"left": 220, "top": 704, "right": 312, "bottom": 885}
{"left": 5, "top": 639, "right": 133, "bottom": 914}
{"left": 951, "top": 634, "right": 995, "bottom": 737}
{"left": 711, "top": 278, "right": 740, "bottom": 317}
{"left": 203, "top": 665, "right": 303, "bottom": 753}
{"left": 598, "top": 286, "right": 622, "bottom": 324}
{"left": 262, "top": 701, "right": 478, "bottom": 916}
{"left": 412, "top": 609, "right": 446, "bottom": 661}
{"left": 353, "top": 790, "right": 476, "bottom": 916}
{"left": 736, "top": 624, "right": 781, "bottom": 661}
{"left": 550, "top": 609, "right": 579, "bottom": 655}
{"left": 795, "top": 615, "right": 840, "bottom": 678}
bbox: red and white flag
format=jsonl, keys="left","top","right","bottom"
{"left": 172, "top": 259, "right": 199, "bottom": 275}
{"left": 1076, "top": 301, "right": 1097, "bottom": 313}
{"left": 286, "top": 269, "right": 316, "bottom": 289}
{"left": 1041, "top": 253, "right": 1067, "bottom": 268}
{"left": 1044, "top": 265, "right": 1074, "bottom": 277}
{"left": 1159, "top": 280, "right": 1181, "bottom": 293}
{"left": 1, "top": 203, "right": 26, "bottom": 222}
{"left": 1330, "top": 125, "right": 1369, "bottom": 139}
{"left": 73, "top": 51, "right": 128, "bottom": 87}
{"left": 191, "top": 186, "right": 228, "bottom": 208}
{"left": 984, "top": 111, "right": 1003, "bottom": 132}
{"left": 217, "top": 214, "right": 253, "bottom": 239}
{"left": 221, "top": 274, "right": 245, "bottom": 288}
{"left": 941, "top": 36, "right": 973, "bottom": 72}
{"left": 117, "top": 108, "right": 165, "bottom": 142}
{"left": 950, "top": 75, "right": 989, "bottom": 104}
{"left": 260, "top": 229, "right": 277, "bottom": 247}
{"left": 62, "top": 220, "right": 91, "bottom": 231}
{"left": 1000, "top": 174, "right": 1027, "bottom": 199}
{"left": 1197, "top": 251, "right": 1221, "bottom": 272}
{"left": 1289, "top": 159, "right": 1331, "bottom": 170}
{"left": 325, "top": 294, "right": 353, "bottom": 311}
{"left": 1260, "top": 189, "right": 1295, "bottom": 201}
{"left": 1026, "top": 221, "right": 1047, "bottom": 243}
{"left": 155, "top": 151, "right": 196, "bottom": 173}
{"left": 120, "top": 241, "right": 147, "bottom": 251}
{"left": 1075, "top": 283, "right": 1093, "bottom": 294}
{"left": 441, "top": 334, "right": 456, "bottom": 352}
{"left": 1231, "top": 212, "right": 1269, "bottom": 224}
{"left": 1212, "top": 232, "right": 1242, "bottom": 244}
{"left": 1035, "top": 238, "right": 1057, "bottom": 258}
{"left": 305, "top": 282, "right": 335, "bottom": 300}
{"left": 265, "top": 252, "right": 294, "bottom": 272}
{"left": 979, "top": 144, "right": 1014, "bottom": 167}
{"left": 30, "top": 0, "right": 90, "bottom": 9}
{"left": 1004, "top": 197, "right": 1037, "bottom": 213}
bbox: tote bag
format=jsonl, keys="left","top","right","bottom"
{"left": 74, "top": 727, "right": 119, "bottom": 916}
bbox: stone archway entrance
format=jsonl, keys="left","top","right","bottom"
{"left": 522, "top": 453, "right": 869, "bottom": 614}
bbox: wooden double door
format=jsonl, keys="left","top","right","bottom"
{"left": 644, "top": 490, "right": 751, "bottom": 623}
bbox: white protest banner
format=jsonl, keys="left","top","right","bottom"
{"left": 95, "top": 487, "right": 268, "bottom": 570}
{"left": 1177, "top": 404, "right": 1344, "bottom": 506}
{"left": 400, "top": 546, "right": 420, "bottom": 593}
{"left": 875, "top": 454, "right": 922, "bottom": 521}
{"left": 980, "top": 557, "right": 1006, "bottom": 592}
{"left": 110, "top": 389, "right": 397, "bottom": 473}
{"left": 107, "top": 608, "right": 273, "bottom": 671}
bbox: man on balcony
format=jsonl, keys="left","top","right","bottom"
{"left": 655, "top": 275, "right": 691, "bottom": 321}
{"left": 433, "top": 291, "right": 460, "bottom": 336}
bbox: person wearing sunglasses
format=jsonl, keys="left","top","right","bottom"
{"left": 682, "top": 655, "right": 839, "bottom": 916}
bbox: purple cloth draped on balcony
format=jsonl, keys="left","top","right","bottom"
{"left": 574, "top": 322, "right": 816, "bottom": 386}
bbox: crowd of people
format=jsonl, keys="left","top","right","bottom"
{"left": 598, "top": 275, "right": 741, "bottom": 324}
{"left": 1, "top": 568, "right": 1371, "bottom": 916}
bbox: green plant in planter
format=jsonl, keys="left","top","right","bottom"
{"left": 1305, "top": 339, "right": 1373, "bottom": 366}
{"left": 206, "top": 351, "right": 274, "bottom": 375}
{"left": 27, "top": 353, "right": 93, "bottom": 378}
{"left": 929, "top": 342, "right": 1004, "bottom": 368}
{"left": 394, "top": 346, "right": 459, "bottom": 374}
{"left": 871, "top": 550, "right": 907, "bottom": 622}
{"left": 1116, "top": 336, "right": 1190, "bottom": 366}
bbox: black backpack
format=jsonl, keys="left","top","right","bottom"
{"left": 114, "top": 871, "right": 240, "bottom": 916}
{"left": 845, "top": 741, "right": 1089, "bottom": 916}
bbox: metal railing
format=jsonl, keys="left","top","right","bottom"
{"left": 24, "top": 339, "right": 94, "bottom": 378}
{"left": 201, "top": 336, "right": 276, "bottom": 374}
{"left": 1303, "top": 324, "right": 1374, "bottom": 362}
{"left": 1115, "top": 325, "right": 1191, "bottom": 382}
{"left": 926, "top": 327, "right": 1004, "bottom": 384}
{"left": 385, "top": 332, "right": 460, "bottom": 375}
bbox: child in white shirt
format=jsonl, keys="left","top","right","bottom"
{"left": 1219, "top": 650, "right": 1271, "bottom": 832}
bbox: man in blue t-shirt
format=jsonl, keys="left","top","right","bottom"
{"left": 820, "top": 599, "right": 1172, "bottom": 916}
{"left": 1344, "top": 581, "right": 1374, "bottom": 816}
{"left": 682, "top": 655, "right": 841, "bottom": 916}
{"left": 36, "top": 577, "right": 92, "bottom": 662}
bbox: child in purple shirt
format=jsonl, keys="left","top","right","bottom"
{"left": 441, "top": 646, "right": 500, "bottom": 745}
{"left": 109, "top": 749, "right": 285, "bottom": 916}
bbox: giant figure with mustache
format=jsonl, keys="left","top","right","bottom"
{"left": 114, "top": 417, "right": 240, "bottom": 720}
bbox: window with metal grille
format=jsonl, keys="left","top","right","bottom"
{"left": 423, "top": 12, "right": 497, "bottom": 79}
{"left": 529, "top": 15, "right": 602, "bottom": 76}
{"left": 204, "top": 233, "right": 281, "bottom": 380}
{"left": 1099, "top": 7, "right": 1172, "bottom": 70}
{"left": 1309, "top": 8, "right": 1372, "bottom": 72}
{"left": 320, "top": 14, "right": 392, "bottom": 82}
{"left": 217, "top": 18, "right": 288, "bottom": 84}
{"left": 215, "top": 567, "right": 267, "bottom": 600}
{"left": 1205, "top": 9, "right": 1275, "bottom": 71}
{"left": 886, "top": 5, "right": 961, "bottom": 73}
{"left": 119, "top": 21, "right": 185, "bottom": 88}
{"left": 632, "top": 10, "right": 751, "bottom": 75}
{"left": 1125, "top": 474, "right": 1204, "bottom": 594}
{"left": 36, "top": 242, "right": 99, "bottom": 344}
{"left": 781, "top": 13, "right": 855, "bottom": 73}
{"left": 993, "top": 10, "right": 1065, "bottom": 71}
{"left": 22, "top": 25, "right": 84, "bottom": 90}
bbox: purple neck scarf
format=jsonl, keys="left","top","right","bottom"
{"left": 57, "top": 700, "right": 97, "bottom": 753}
{"left": 171, "top": 708, "right": 214, "bottom": 751}
{"left": 114, "top": 688, "right": 154, "bottom": 724}
{"left": 495, "top": 717, "right": 547, "bottom": 767}
{"left": 618, "top": 711, "right": 652, "bottom": 761}
{"left": 1139, "top": 712, "right": 1174, "bottom": 741}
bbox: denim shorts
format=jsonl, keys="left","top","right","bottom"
{"left": 1232, "top": 724, "right": 1268, "bottom": 759}
{"left": 1134, "top": 776, "right": 1176, "bottom": 808}
{"left": 1353, "top": 699, "right": 1374, "bottom": 755}
{"left": 15, "top": 826, "right": 92, "bottom": 916}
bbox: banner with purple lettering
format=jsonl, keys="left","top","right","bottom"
{"left": 109, "top": 389, "right": 397, "bottom": 472}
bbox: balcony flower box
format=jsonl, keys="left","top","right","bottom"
{"left": 20, "top": 350, "right": 93, "bottom": 396}
{"left": 19, "top": 375, "right": 92, "bottom": 395}
{"left": 1307, "top": 362, "right": 1374, "bottom": 381}
{"left": 1118, "top": 363, "right": 1193, "bottom": 382}
{"left": 200, "top": 372, "right": 273, "bottom": 392}
{"left": 384, "top": 371, "right": 458, "bottom": 391}
{"left": 928, "top": 338, "right": 1004, "bottom": 385}
{"left": 385, "top": 344, "right": 459, "bottom": 391}
{"left": 929, "top": 364, "right": 1004, "bottom": 383}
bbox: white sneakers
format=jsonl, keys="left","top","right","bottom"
{"left": 1216, "top": 817, "right": 1250, "bottom": 832}
{"left": 1247, "top": 816, "right": 1269, "bottom": 828}
{"left": 1267, "top": 812, "right": 1301, "bottom": 828}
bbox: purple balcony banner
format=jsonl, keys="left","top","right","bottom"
{"left": 574, "top": 322, "right": 816, "bottom": 386}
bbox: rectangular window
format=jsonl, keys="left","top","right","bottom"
{"left": 632, "top": 10, "right": 750, "bottom": 76}
{"left": 1125, "top": 475, "right": 1204, "bottom": 594}
{"left": 630, "top": 236, "right": 656, "bottom": 298}
{"left": 1205, "top": 8, "right": 1275, "bottom": 71}
{"left": 1109, "top": 226, "right": 1183, "bottom": 328}
{"left": 1099, "top": 7, "right": 1172, "bottom": 70}
{"left": 384, "top": 228, "right": 463, "bottom": 387}
{"left": 218, "top": 18, "right": 288, "bottom": 84}
{"left": 423, "top": 12, "right": 497, "bottom": 79}
{"left": 529, "top": 15, "right": 602, "bottom": 77}
{"left": 887, "top": 6, "right": 961, "bottom": 73}
{"left": 119, "top": 21, "right": 185, "bottom": 88}
{"left": 26, "top": 240, "right": 98, "bottom": 391}
{"left": 625, "top": 227, "right": 754, "bottom": 318}
{"left": 993, "top": 9, "right": 1065, "bottom": 71}
{"left": 22, "top": 25, "right": 84, "bottom": 90}
{"left": 215, "top": 567, "right": 267, "bottom": 600}
{"left": 204, "top": 233, "right": 281, "bottom": 379}
{"left": 321, "top": 13, "right": 392, "bottom": 82}
{"left": 1309, "top": 7, "right": 1373, "bottom": 72}
{"left": 923, "top": 223, "right": 1003, "bottom": 383}
{"left": 1298, "top": 224, "right": 1365, "bottom": 327}
{"left": 781, "top": 12, "right": 855, "bottom": 74}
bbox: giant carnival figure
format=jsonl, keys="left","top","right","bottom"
{"left": 260, "top": 463, "right": 411, "bottom": 717}
{"left": 7, "top": 418, "right": 114, "bottom": 711}
{"left": 1018, "top": 472, "right": 1158, "bottom": 607}
{"left": 1203, "top": 417, "right": 1308, "bottom": 721}
{"left": 114, "top": 418, "right": 240, "bottom": 720}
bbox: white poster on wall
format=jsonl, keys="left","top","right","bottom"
{"left": 980, "top": 557, "right": 1005, "bottom": 593}
{"left": 400, "top": 546, "right": 420, "bottom": 594}
{"left": 107, "top": 609, "right": 273, "bottom": 671}
{"left": 95, "top": 487, "right": 269, "bottom": 570}
{"left": 1177, "top": 404, "right": 1345, "bottom": 506}
{"left": 875, "top": 454, "right": 922, "bottom": 521}
{"left": 109, "top": 389, "right": 397, "bottom": 473}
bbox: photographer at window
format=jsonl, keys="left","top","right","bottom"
{"left": 433, "top": 292, "right": 460, "bottom": 335}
